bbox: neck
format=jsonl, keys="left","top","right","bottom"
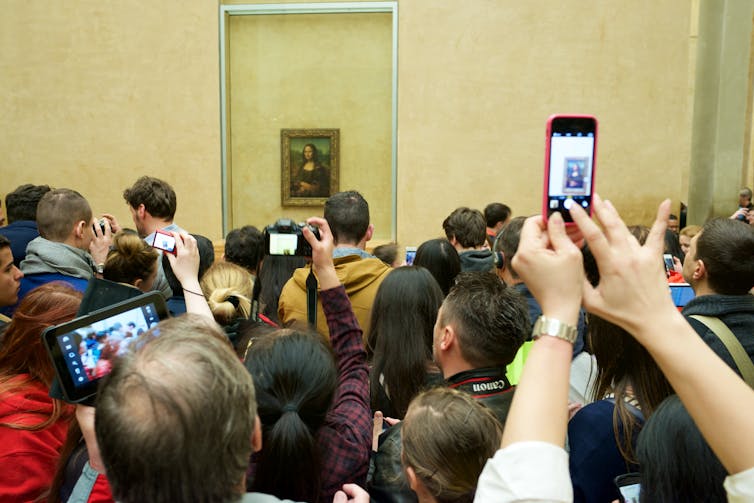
{"left": 692, "top": 282, "right": 716, "bottom": 297}
{"left": 335, "top": 240, "right": 365, "bottom": 251}
{"left": 144, "top": 217, "right": 174, "bottom": 236}
{"left": 440, "top": 356, "right": 474, "bottom": 380}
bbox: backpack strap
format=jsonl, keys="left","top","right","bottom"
{"left": 689, "top": 315, "right": 754, "bottom": 388}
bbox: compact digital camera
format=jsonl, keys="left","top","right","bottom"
{"left": 263, "top": 219, "right": 321, "bottom": 257}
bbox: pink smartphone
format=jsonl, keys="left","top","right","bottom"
{"left": 542, "top": 114, "right": 598, "bottom": 225}
{"left": 150, "top": 229, "right": 178, "bottom": 255}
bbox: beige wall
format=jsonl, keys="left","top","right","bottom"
{"left": 3, "top": 1, "right": 751, "bottom": 247}
{"left": 1, "top": 1, "right": 222, "bottom": 238}
{"left": 226, "top": 12, "right": 393, "bottom": 237}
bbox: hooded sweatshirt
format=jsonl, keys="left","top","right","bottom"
{"left": 278, "top": 254, "right": 391, "bottom": 342}
{"left": 0, "top": 376, "right": 73, "bottom": 502}
{"left": 13, "top": 237, "right": 94, "bottom": 310}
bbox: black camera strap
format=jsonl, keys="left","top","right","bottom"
{"left": 306, "top": 267, "right": 318, "bottom": 328}
{"left": 250, "top": 274, "right": 262, "bottom": 322}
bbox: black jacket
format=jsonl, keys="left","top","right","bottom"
{"left": 368, "top": 367, "right": 515, "bottom": 503}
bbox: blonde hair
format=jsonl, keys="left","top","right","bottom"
{"left": 104, "top": 231, "right": 158, "bottom": 286}
{"left": 200, "top": 261, "right": 253, "bottom": 326}
{"left": 680, "top": 225, "right": 702, "bottom": 239}
{"left": 402, "top": 387, "right": 502, "bottom": 503}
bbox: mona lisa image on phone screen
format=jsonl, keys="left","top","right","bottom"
{"left": 542, "top": 115, "right": 598, "bottom": 224}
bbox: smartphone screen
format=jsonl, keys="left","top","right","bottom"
{"left": 544, "top": 115, "right": 597, "bottom": 223}
{"left": 663, "top": 254, "right": 675, "bottom": 275}
{"left": 405, "top": 246, "right": 417, "bottom": 266}
{"left": 151, "top": 230, "right": 177, "bottom": 254}
{"left": 614, "top": 473, "right": 641, "bottom": 503}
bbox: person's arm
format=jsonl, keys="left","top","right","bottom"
{"left": 502, "top": 211, "right": 583, "bottom": 448}
{"left": 573, "top": 195, "right": 754, "bottom": 475}
{"left": 303, "top": 218, "right": 371, "bottom": 490}
{"left": 165, "top": 232, "right": 213, "bottom": 319}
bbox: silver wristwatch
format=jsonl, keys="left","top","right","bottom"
{"left": 532, "top": 315, "right": 578, "bottom": 344}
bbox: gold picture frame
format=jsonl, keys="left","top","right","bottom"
{"left": 281, "top": 128, "right": 340, "bottom": 206}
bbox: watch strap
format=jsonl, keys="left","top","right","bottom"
{"left": 532, "top": 315, "right": 578, "bottom": 344}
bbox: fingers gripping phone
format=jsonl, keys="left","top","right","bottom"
{"left": 150, "top": 229, "right": 178, "bottom": 255}
{"left": 543, "top": 115, "right": 598, "bottom": 224}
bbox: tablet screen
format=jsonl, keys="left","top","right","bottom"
{"left": 44, "top": 292, "right": 168, "bottom": 402}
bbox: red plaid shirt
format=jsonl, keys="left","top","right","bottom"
{"left": 316, "top": 285, "right": 372, "bottom": 501}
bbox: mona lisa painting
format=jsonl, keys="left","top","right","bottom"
{"left": 281, "top": 128, "right": 340, "bottom": 206}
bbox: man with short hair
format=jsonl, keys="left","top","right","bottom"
{"left": 370, "top": 272, "right": 529, "bottom": 499}
{"left": 224, "top": 225, "right": 264, "bottom": 276}
{"left": 682, "top": 218, "right": 754, "bottom": 375}
{"left": 122, "top": 176, "right": 184, "bottom": 300}
{"left": 95, "top": 316, "right": 291, "bottom": 503}
{"left": 0, "top": 184, "right": 52, "bottom": 266}
{"left": 16, "top": 189, "right": 110, "bottom": 307}
{"left": 443, "top": 207, "right": 494, "bottom": 272}
{"left": 731, "top": 187, "right": 753, "bottom": 224}
{"left": 484, "top": 202, "right": 512, "bottom": 247}
{"left": 278, "top": 190, "right": 390, "bottom": 340}
{"left": 0, "top": 235, "right": 24, "bottom": 331}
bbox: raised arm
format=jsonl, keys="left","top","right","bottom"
{"left": 574, "top": 195, "right": 754, "bottom": 475}
{"left": 165, "top": 232, "right": 213, "bottom": 319}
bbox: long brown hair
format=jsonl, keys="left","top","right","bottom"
{"left": 0, "top": 283, "right": 82, "bottom": 430}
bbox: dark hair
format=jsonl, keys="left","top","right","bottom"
{"left": 245, "top": 330, "right": 337, "bottom": 503}
{"left": 122, "top": 176, "right": 177, "bottom": 220}
{"left": 104, "top": 231, "right": 159, "bottom": 286}
{"left": 664, "top": 229, "right": 684, "bottom": 263}
{"left": 257, "top": 255, "right": 306, "bottom": 324}
{"left": 583, "top": 227, "right": 674, "bottom": 464}
{"left": 442, "top": 207, "right": 486, "bottom": 249}
{"left": 368, "top": 267, "right": 443, "bottom": 418}
{"left": 694, "top": 218, "right": 754, "bottom": 295}
{"left": 484, "top": 203, "right": 511, "bottom": 228}
{"left": 0, "top": 283, "right": 81, "bottom": 430}
{"left": 162, "top": 234, "right": 214, "bottom": 296}
{"left": 440, "top": 272, "right": 529, "bottom": 368}
{"left": 637, "top": 395, "right": 726, "bottom": 502}
{"left": 5, "top": 184, "right": 52, "bottom": 223}
{"left": 96, "top": 316, "right": 255, "bottom": 503}
{"left": 324, "top": 191, "right": 370, "bottom": 245}
{"left": 224, "top": 225, "right": 264, "bottom": 273}
{"left": 414, "top": 238, "right": 461, "bottom": 296}
{"left": 36, "top": 189, "right": 92, "bottom": 242}
{"left": 493, "top": 216, "right": 526, "bottom": 278}
{"left": 0, "top": 235, "right": 9, "bottom": 250}
{"left": 373, "top": 242, "right": 399, "bottom": 267}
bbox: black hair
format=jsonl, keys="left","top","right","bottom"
{"left": 637, "top": 395, "right": 726, "bottom": 502}
{"left": 368, "top": 266, "right": 444, "bottom": 418}
{"left": 5, "top": 184, "right": 52, "bottom": 223}
{"left": 441, "top": 272, "right": 530, "bottom": 368}
{"left": 413, "top": 238, "right": 461, "bottom": 296}
{"left": 694, "top": 218, "right": 754, "bottom": 295}
{"left": 245, "top": 330, "right": 337, "bottom": 503}
{"left": 493, "top": 216, "right": 527, "bottom": 279}
{"left": 224, "top": 226, "right": 264, "bottom": 273}
{"left": 484, "top": 203, "right": 511, "bottom": 228}
{"left": 323, "top": 191, "right": 370, "bottom": 245}
{"left": 257, "top": 255, "right": 307, "bottom": 324}
{"left": 664, "top": 229, "right": 685, "bottom": 263}
{"left": 163, "top": 234, "right": 214, "bottom": 296}
{"left": 122, "top": 176, "right": 177, "bottom": 220}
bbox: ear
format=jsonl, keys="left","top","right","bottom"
{"left": 133, "top": 277, "right": 143, "bottom": 289}
{"left": 136, "top": 204, "right": 147, "bottom": 220}
{"left": 439, "top": 323, "right": 456, "bottom": 353}
{"left": 74, "top": 220, "right": 88, "bottom": 239}
{"left": 693, "top": 259, "right": 707, "bottom": 281}
{"left": 364, "top": 224, "right": 374, "bottom": 242}
{"left": 405, "top": 466, "right": 419, "bottom": 492}
{"left": 251, "top": 414, "right": 263, "bottom": 453}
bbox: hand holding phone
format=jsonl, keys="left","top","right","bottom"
{"left": 543, "top": 115, "right": 598, "bottom": 225}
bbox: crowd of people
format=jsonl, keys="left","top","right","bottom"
{"left": 0, "top": 177, "right": 752, "bottom": 502}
